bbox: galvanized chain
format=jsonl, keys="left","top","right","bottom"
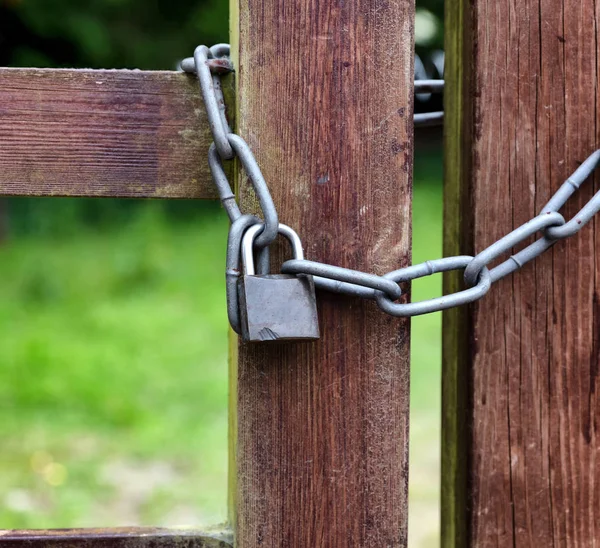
{"left": 181, "top": 45, "right": 279, "bottom": 249}
{"left": 183, "top": 44, "right": 600, "bottom": 332}
{"left": 414, "top": 51, "right": 444, "bottom": 127}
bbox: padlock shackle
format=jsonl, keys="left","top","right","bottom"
{"left": 242, "top": 223, "right": 304, "bottom": 276}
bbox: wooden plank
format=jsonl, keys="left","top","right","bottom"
{"left": 0, "top": 68, "right": 230, "bottom": 199}
{"left": 0, "top": 527, "right": 232, "bottom": 547}
{"left": 230, "top": 0, "right": 414, "bottom": 546}
{"left": 443, "top": 0, "right": 600, "bottom": 546}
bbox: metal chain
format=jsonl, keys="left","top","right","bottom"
{"left": 182, "top": 45, "right": 280, "bottom": 252}
{"left": 414, "top": 51, "right": 444, "bottom": 127}
{"left": 184, "top": 44, "right": 600, "bottom": 330}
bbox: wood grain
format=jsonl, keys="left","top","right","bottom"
{"left": 0, "top": 68, "right": 230, "bottom": 199}
{"left": 231, "top": 0, "right": 414, "bottom": 546}
{"left": 0, "top": 528, "right": 232, "bottom": 547}
{"left": 443, "top": 0, "right": 600, "bottom": 546}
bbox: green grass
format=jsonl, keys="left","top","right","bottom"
{"left": 0, "top": 204, "right": 232, "bottom": 527}
{"left": 0, "top": 160, "right": 444, "bottom": 544}
{"left": 409, "top": 155, "right": 443, "bottom": 548}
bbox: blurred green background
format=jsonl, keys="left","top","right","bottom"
{"left": 0, "top": 1, "right": 444, "bottom": 546}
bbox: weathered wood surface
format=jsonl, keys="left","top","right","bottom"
{"left": 443, "top": 0, "right": 600, "bottom": 546}
{"left": 0, "top": 68, "right": 227, "bottom": 199}
{"left": 0, "top": 528, "right": 233, "bottom": 547}
{"left": 231, "top": 0, "right": 414, "bottom": 546}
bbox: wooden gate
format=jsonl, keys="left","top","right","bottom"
{"left": 1, "top": 0, "right": 599, "bottom": 546}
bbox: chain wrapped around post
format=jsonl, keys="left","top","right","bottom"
{"left": 183, "top": 44, "right": 600, "bottom": 336}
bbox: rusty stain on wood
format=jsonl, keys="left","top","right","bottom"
{"left": 0, "top": 68, "right": 232, "bottom": 199}
{"left": 443, "top": 0, "right": 600, "bottom": 546}
{"left": 0, "top": 527, "right": 233, "bottom": 547}
{"left": 231, "top": 0, "right": 414, "bottom": 546}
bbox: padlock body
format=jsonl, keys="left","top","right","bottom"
{"left": 238, "top": 274, "right": 320, "bottom": 342}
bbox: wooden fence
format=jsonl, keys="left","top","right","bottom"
{"left": 0, "top": 0, "right": 598, "bottom": 546}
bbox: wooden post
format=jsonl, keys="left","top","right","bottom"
{"left": 229, "top": 0, "right": 415, "bottom": 546}
{"left": 443, "top": 0, "right": 600, "bottom": 546}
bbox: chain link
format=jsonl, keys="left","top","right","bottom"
{"left": 414, "top": 52, "right": 444, "bottom": 127}
{"left": 463, "top": 212, "right": 566, "bottom": 287}
{"left": 375, "top": 258, "right": 492, "bottom": 317}
{"left": 187, "top": 44, "right": 600, "bottom": 331}
{"left": 282, "top": 260, "right": 403, "bottom": 300}
{"left": 190, "top": 45, "right": 234, "bottom": 159}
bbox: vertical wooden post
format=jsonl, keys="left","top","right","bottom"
{"left": 228, "top": 0, "right": 414, "bottom": 546}
{"left": 443, "top": 0, "right": 600, "bottom": 546}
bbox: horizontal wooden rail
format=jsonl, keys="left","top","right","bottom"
{"left": 0, "top": 527, "right": 233, "bottom": 547}
{"left": 0, "top": 68, "right": 230, "bottom": 199}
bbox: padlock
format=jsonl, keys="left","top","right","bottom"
{"left": 238, "top": 223, "right": 320, "bottom": 343}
